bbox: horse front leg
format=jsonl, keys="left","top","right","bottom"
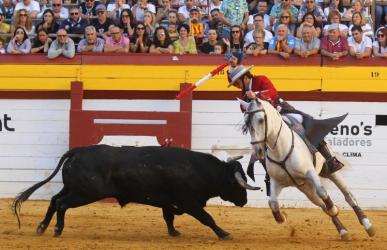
{"left": 306, "top": 170, "right": 338, "bottom": 217}
{"left": 268, "top": 180, "right": 286, "bottom": 224}
{"left": 327, "top": 172, "right": 376, "bottom": 237}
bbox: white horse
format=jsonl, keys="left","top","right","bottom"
{"left": 240, "top": 98, "right": 375, "bottom": 240}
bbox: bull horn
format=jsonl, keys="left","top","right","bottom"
{"left": 227, "top": 155, "right": 243, "bottom": 162}
{"left": 234, "top": 172, "right": 261, "bottom": 190}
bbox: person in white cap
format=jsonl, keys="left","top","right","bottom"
{"left": 228, "top": 64, "right": 344, "bottom": 174}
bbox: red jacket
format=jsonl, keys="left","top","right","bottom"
{"left": 242, "top": 75, "right": 279, "bottom": 106}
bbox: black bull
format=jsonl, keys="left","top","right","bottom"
{"left": 13, "top": 145, "right": 259, "bottom": 239}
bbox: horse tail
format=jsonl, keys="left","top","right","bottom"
{"left": 12, "top": 148, "right": 78, "bottom": 228}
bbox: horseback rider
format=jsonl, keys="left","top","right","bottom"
{"left": 226, "top": 63, "right": 344, "bottom": 180}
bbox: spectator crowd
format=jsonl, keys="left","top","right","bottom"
{"left": 0, "top": 0, "right": 386, "bottom": 59}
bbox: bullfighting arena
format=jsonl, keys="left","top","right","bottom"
{"left": 1, "top": 199, "right": 386, "bottom": 249}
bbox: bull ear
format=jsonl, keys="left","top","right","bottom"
{"left": 227, "top": 155, "right": 243, "bottom": 162}
{"left": 237, "top": 98, "right": 249, "bottom": 110}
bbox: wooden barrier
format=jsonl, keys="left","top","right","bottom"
{"left": 69, "top": 81, "right": 192, "bottom": 149}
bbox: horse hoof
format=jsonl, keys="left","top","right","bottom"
{"left": 366, "top": 225, "right": 376, "bottom": 237}
{"left": 340, "top": 229, "right": 350, "bottom": 241}
{"left": 36, "top": 224, "right": 46, "bottom": 236}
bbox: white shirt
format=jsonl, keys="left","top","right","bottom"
{"left": 347, "top": 36, "right": 372, "bottom": 53}
{"left": 244, "top": 28, "right": 273, "bottom": 44}
{"left": 107, "top": 3, "right": 131, "bottom": 15}
{"left": 178, "top": 5, "right": 190, "bottom": 19}
{"left": 247, "top": 14, "right": 270, "bottom": 30}
{"left": 15, "top": 0, "right": 40, "bottom": 14}
{"left": 372, "top": 40, "right": 387, "bottom": 54}
{"left": 209, "top": 2, "right": 222, "bottom": 11}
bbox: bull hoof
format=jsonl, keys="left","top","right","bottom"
{"left": 366, "top": 225, "right": 376, "bottom": 237}
{"left": 219, "top": 233, "right": 233, "bottom": 240}
{"left": 340, "top": 229, "right": 350, "bottom": 241}
{"left": 53, "top": 227, "right": 62, "bottom": 237}
{"left": 36, "top": 223, "right": 47, "bottom": 236}
{"left": 168, "top": 230, "right": 181, "bottom": 237}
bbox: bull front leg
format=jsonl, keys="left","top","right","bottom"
{"left": 162, "top": 207, "right": 180, "bottom": 237}
{"left": 185, "top": 205, "right": 231, "bottom": 240}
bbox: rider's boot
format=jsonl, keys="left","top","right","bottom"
{"left": 318, "top": 140, "right": 344, "bottom": 173}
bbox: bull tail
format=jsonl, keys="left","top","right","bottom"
{"left": 12, "top": 149, "right": 76, "bottom": 228}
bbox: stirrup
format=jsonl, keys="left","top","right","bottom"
{"left": 327, "top": 157, "right": 344, "bottom": 173}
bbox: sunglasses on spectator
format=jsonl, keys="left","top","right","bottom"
{"left": 122, "top": 14, "right": 129, "bottom": 17}
{"left": 86, "top": 0, "right": 94, "bottom": 2}
{"left": 19, "top": 13, "right": 27, "bottom": 16}
{"left": 306, "top": 1, "right": 314, "bottom": 3}
{"left": 70, "top": 12, "right": 79, "bottom": 16}
{"left": 281, "top": 16, "right": 290, "bottom": 19}
{"left": 377, "top": 34, "right": 385, "bottom": 38}
{"left": 53, "top": 4, "right": 61, "bottom": 6}
{"left": 137, "top": 27, "right": 145, "bottom": 30}
{"left": 231, "top": 30, "right": 240, "bottom": 33}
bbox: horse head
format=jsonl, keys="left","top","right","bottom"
{"left": 239, "top": 98, "right": 267, "bottom": 160}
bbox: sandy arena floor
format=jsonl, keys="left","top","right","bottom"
{"left": 0, "top": 199, "right": 386, "bottom": 250}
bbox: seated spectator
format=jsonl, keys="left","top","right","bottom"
{"left": 6, "top": 26, "right": 31, "bottom": 54}
{"left": 343, "top": 0, "right": 370, "bottom": 22}
{"left": 223, "top": 25, "right": 244, "bottom": 53}
{"left": 131, "top": 0, "right": 156, "bottom": 23}
{"left": 372, "top": 27, "right": 387, "bottom": 58}
{"left": 220, "top": 0, "right": 249, "bottom": 35}
{"left": 247, "top": 0, "right": 271, "bottom": 32}
{"left": 296, "top": 13, "right": 321, "bottom": 39}
{"left": 107, "top": 0, "right": 130, "bottom": 23}
{"left": 11, "top": 9, "right": 35, "bottom": 36}
{"left": 297, "top": 0, "right": 326, "bottom": 23}
{"left": 272, "top": 9, "right": 296, "bottom": 36}
{"left": 118, "top": 9, "right": 135, "bottom": 37}
{"left": 348, "top": 11, "right": 373, "bottom": 38}
{"left": 201, "top": 28, "right": 223, "bottom": 54}
{"left": 0, "top": 0, "right": 15, "bottom": 20}
{"left": 178, "top": 0, "right": 195, "bottom": 23}
{"left": 207, "top": 8, "right": 226, "bottom": 39}
{"left": 268, "top": 24, "right": 295, "bottom": 59}
{"left": 36, "top": 0, "right": 49, "bottom": 19}
{"left": 347, "top": 25, "right": 372, "bottom": 59}
{"left": 90, "top": 5, "right": 115, "bottom": 39}
{"left": 375, "top": 1, "right": 387, "bottom": 29}
{"left": 0, "top": 12, "right": 11, "bottom": 43}
{"left": 77, "top": 26, "right": 105, "bottom": 52}
{"left": 245, "top": 13, "right": 273, "bottom": 44}
{"left": 130, "top": 22, "right": 151, "bottom": 52}
{"left": 14, "top": 0, "right": 39, "bottom": 19}
{"left": 159, "top": 9, "right": 178, "bottom": 29}
{"left": 321, "top": 23, "right": 349, "bottom": 60}
{"left": 0, "top": 39, "right": 5, "bottom": 54}
{"left": 50, "top": 0, "right": 69, "bottom": 20}
{"left": 48, "top": 29, "right": 75, "bottom": 59}
{"left": 173, "top": 23, "right": 197, "bottom": 54}
{"left": 79, "top": 0, "right": 100, "bottom": 20}
{"left": 60, "top": 7, "right": 88, "bottom": 43}
{"left": 244, "top": 29, "right": 268, "bottom": 56}
{"left": 31, "top": 28, "right": 52, "bottom": 53}
{"left": 209, "top": 0, "right": 222, "bottom": 12}
{"left": 104, "top": 25, "right": 130, "bottom": 52}
{"left": 323, "top": 9, "right": 348, "bottom": 37}
{"left": 144, "top": 10, "right": 157, "bottom": 36}
{"left": 294, "top": 24, "right": 320, "bottom": 58}
{"left": 149, "top": 26, "right": 173, "bottom": 53}
{"left": 269, "top": 0, "right": 298, "bottom": 27}
{"left": 187, "top": 7, "right": 205, "bottom": 45}
{"left": 168, "top": 22, "right": 179, "bottom": 41}
{"left": 324, "top": 0, "right": 345, "bottom": 18}
{"left": 35, "top": 9, "right": 59, "bottom": 34}
{"left": 156, "top": 0, "right": 173, "bottom": 24}
{"left": 210, "top": 42, "right": 224, "bottom": 54}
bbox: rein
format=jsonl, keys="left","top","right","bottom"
{"left": 247, "top": 102, "right": 303, "bottom": 187}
